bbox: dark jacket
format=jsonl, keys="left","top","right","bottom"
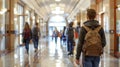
{"left": 66, "top": 27, "right": 74, "bottom": 40}
{"left": 22, "top": 29, "right": 32, "bottom": 39}
{"left": 76, "top": 20, "right": 106, "bottom": 60}
{"left": 32, "top": 26, "right": 40, "bottom": 38}
{"left": 22, "top": 29, "right": 32, "bottom": 43}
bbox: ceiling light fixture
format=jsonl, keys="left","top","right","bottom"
{"left": 52, "top": 7, "right": 64, "bottom": 14}
{"left": 0, "top": 8, "right": 7, "bottom": 14}
{"left": 52, "top": 10, "right": 64, "bottom": 14}
{"left": 55, "top": 0, "right": 61, "bottom": 2}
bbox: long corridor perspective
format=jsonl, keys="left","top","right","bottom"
{"left": 0, "top": 0, "right": 120, "bottom": 67}
{"left": 0, "top": 37, "right": 120, "bottom": 67}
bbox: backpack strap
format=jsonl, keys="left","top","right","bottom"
{"left": 95, "top": 26, "right": 102, "bottom": 32}
{"left": 83, "top": 25, "right": 92, "bottom": 32}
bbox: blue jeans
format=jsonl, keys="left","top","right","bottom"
{"left": 83, "top": 56, "right": 100, "bottom": 67}
{"left": 67, "top": 39, "right": 74, "bottom": 53}
{"left": 33, "top": 37, "right": 39, "bottom": 49}
{"left": 55, "top": 36, "right": 58, "bottom": 43}
{"left": 25, "top": 38, "right": 30, "bottom": 53}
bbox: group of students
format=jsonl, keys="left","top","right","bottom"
{"left": 55, "top": 21, "right": 80, "bottom": 56}
{"left": 52, "top": 27, "right": 60, "bottom": 43}
{"left": 52, "top": 27, "right": 67, "bottom": 45}
{"left": 60, "top": 9, "right": 106, "bottom": 67}
{"left": 22, "top": 22, "right": 41, "bottom": 54}
{"left": 22, "top": 8, "right": 106, "bottom": 67}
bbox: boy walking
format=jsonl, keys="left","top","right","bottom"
{"left": 32, "top": 23, "right": 41, "bottom": 52}
{"left": 75, "top": 9, "right": 106, "bottom": 67}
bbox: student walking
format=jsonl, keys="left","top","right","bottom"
{"left": 22, "top": 22, "right": 32, "bottom": 54}
{"left": 75, "top": 9, "right": 106, "bottom": 67}
{"left": 32, "top": 23, "right": 41, "bottom": 52}
{"left": 66, "top": 22, "right": 74, "bottom": 55}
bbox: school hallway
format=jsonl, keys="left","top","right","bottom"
{"left": 0, "top": 37, "right": 119, "bottom": 67}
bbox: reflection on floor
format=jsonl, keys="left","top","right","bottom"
{"left": 0, "top": 37, "right": 120, "bottom": 67}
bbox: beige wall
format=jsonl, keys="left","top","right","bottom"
{"left": 97, "top": 0, "right": 115, "bottom": 54}
{"left": 117, "top": 0, "right": 120, "bottom": 20}
{"left": 80, "top": 10, "right": 87, "bottom": 26}
{"left": 117, "top": 0, "right": 120, "bottom": 5}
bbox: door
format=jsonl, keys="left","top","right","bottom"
{"left": 0, "top": 0, "right": 10, "bottom": 51}
{"left": 116, "top": 8, "right": 120, "bottom": 52}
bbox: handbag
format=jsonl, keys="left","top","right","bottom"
{"left": 22, "top": 38, "right": 26, "bottom": 43}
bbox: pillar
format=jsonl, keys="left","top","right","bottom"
{"left": 76, "top": 12, "right": 81, "bottom": 26}
{"left": 108, "top": 0, "right": 116, "bottom": 55}
{"left": 7, "top": 0, "right": 15, "bottom": 52}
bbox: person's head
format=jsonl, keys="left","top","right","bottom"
{"left": 35, "top": 22, "right": 39, "bottom": 27}
{"left": 63, "top": 26, "right": 66, "bottom": 30}
{"left": 77, "top": 22, "right": 80, "bottom": 26}
{"left": 55, "top": 27, "right": 57, "bottom": 31}
{"left": 24, "top": 22, "right": 30, "bottom": 29}
{"left": 69, "top": 22, "right": 74, "bottom": 27}
{"left": 87, "top": 9, "right": 96, "bottom": 20}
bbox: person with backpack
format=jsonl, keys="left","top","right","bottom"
{"left": 75, "top": 9, "right": 106, "bottom": 67}
{"left": 75, "top": 22, "right": 81, "bottom": 39}
{"left": 66, "top": 22, "right": 75, "bottom": 55}
{"left": 32, "top": 23, "right": 41, "bottom": 52}
{"left": 22, "top": 22, "right": 32, "bottom": 54}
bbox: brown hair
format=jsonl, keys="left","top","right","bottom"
{"left": 69, "top": 22, "right": 74, "bottom": 27}
{"left": 77, "top": 22, "right": 80, "bottom": 25}
{"left": 87, "top": 9, "right": 96, "bottom": 20}
{"left": 35, "top": 23, "right": 38, "bottom": 26}
{"left": 24, "top": 22, "right": 30, "bottom": 30}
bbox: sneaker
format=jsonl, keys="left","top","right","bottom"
{"left": 26, "top": 50, "right": 29, "bottom": 54}
{"left": 34, "top": 49, "right": 38, "bottom": 52}
{"left": 68, "top": 52, "right": 73, "bottom": 55}
{"left": 68, "top": 52, "right": 71, "bottom": 55}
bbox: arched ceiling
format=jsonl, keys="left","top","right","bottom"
{"left": 21, "top": 0, "right": 91, "bottom": 20}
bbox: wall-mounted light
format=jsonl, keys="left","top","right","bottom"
{"left": 118, "top": 5, "right": 120, "bottom": 11}
{"left": 0, "top": 8, "right": 8, "bottom": 14}
{"left": 14, "top": 17, "right": 17, "bottom": 21}
{"left": 14, "top": 8, "right": 18, "bottom": 15}
{"left": 25, "top": 10, "right": 29, "bottom": 14}
{"left": 37, "top": 19, "right": 39, "bottom": 22}
{"left": 32, "top": 16, "right": 35, "bottom": 20}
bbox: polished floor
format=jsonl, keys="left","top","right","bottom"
{"left": 0, "top": 37, "right": 120, "bottom": 67}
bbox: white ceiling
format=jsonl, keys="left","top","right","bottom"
{"left": 21, "top": 0, "right": 91, "bottom": 20}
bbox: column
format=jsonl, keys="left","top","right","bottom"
{"left": 109, "top": 0, "right": 116, "bottom": 55}
{"left": 90, "top": 0, "right": 97, "bottom": 9}
{"left": 7, "top": 0, "right": 15, "bottom": 52}
{"left": 76, "top": 12, "right": 81, "bottom": 26}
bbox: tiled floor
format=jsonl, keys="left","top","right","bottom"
{"left": 0, "top": 37, "right": 120, "bottom": 67}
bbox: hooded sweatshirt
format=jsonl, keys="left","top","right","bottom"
{"left": 76, "top": 20, "right": 106, "bottom": 60}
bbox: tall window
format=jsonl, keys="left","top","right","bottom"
{"left": 15, "top": 4, "right": 24, "bottom": 44}
{"left": 0, "top": 0, "right": 9, "bottom": 50}
{"left": 116, "top": 0, "right": 120, "bottom": 52}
